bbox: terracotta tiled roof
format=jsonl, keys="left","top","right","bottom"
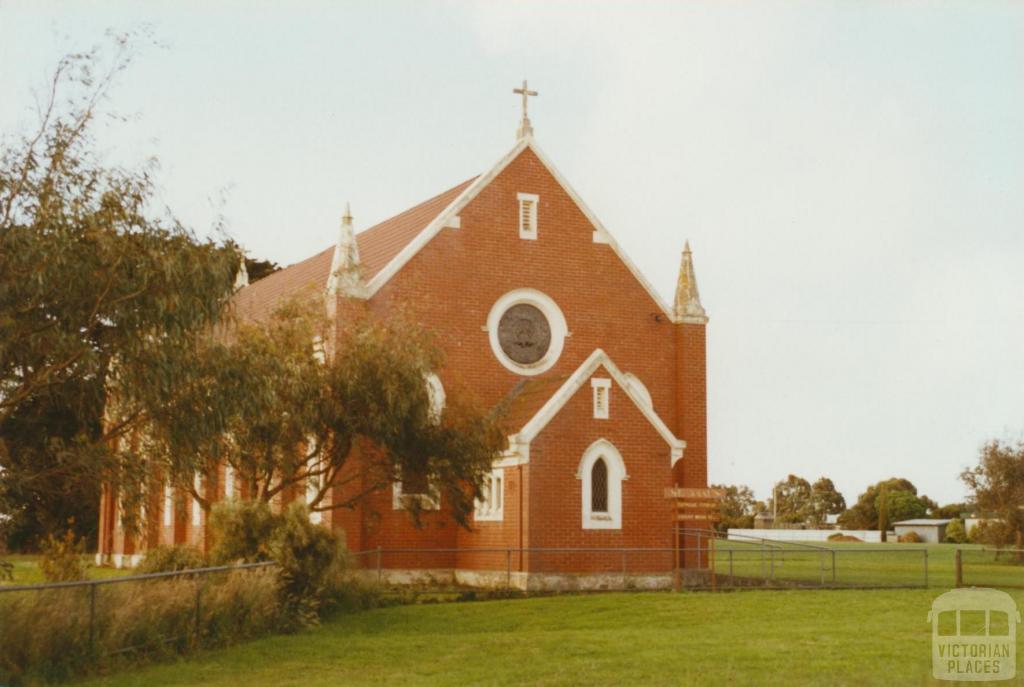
{"left": 232, "top": 177, "right": 476, "bottom": 322}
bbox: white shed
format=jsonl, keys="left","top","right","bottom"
{"left": 893, "top": 519, "right": 952, "bottom": 543}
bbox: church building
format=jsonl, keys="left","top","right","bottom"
{"left": 97, "top": 84, "right": 710, "bottom": 590}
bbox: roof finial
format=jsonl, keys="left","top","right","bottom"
{"left": 326, "top": 202, "right": 366, "bottom": 298}
{"left": 674, "top": 240, "right": 707, "bottom": 323}
{"left": 513, "top": 79, "right": 538, "bottom": 140}
{"left": 233, "top": 252, "right": 249, "bottom": 291}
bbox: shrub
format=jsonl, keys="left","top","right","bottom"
{"left": 208, "top": 499, "right": 278, "bottom": 564}
{"left": 39, "top": 528, "right": 86, "bottom": 582}
{"left": 136, "top": 545, "right": 207, "bottom": 574}
{"left": 968, "top": 519, "right": 1016, "bottom": 547}
{"left": 0, "top": 565, "right": 282, "bottom": 684}
{"left": 897, "top": 531, "right": 923, "bottom": 544}
{"left": 944, "top": 519, "right": 968, "bottom": 544}
{"left": 271, "top": 502, "right": 347, "bottom": 629}
{"left": 828, "top": 533, "right": 862, "bottom": 542}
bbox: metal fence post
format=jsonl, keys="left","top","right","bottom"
{"left": 194, "top": 580, "right": 202, "bottom": 645}
{"left": 831, "top": 550, "right": 836, "bottom": 584}
{"left": 621, "top": 549, "right": 628, "bottom": 590}
{"left": 376, "top": 546, "right": 383, "bottom": 585}
{"left": 955, "top": 548, "right": 963, "bottom": 588}
{"left": 923, "top": 548, "right": 929, "bottom": 588}
{"left": 506, "top": 549, "right": 512, "bottom": 591}
{"left": 820, "top": 552, "right": 825, "bottom": 587}
{"left": 770, "top": 548, "right": 775, "bottom": 581}
{"left": 88, "top": 582, "right": 97, "bottom": 656}
{"left": 728, "top": 549, "right": 734, "bottom": 587}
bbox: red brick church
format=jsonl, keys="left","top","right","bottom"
{"left": 97, "top": 85, "right": 710, "bottom": 589}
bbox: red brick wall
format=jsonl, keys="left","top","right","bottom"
{"left": 524, "top": 370, "right": 676, "bottom": 574}
{"left": 674, "top": 322, "right": 707, "bottom": 489}
{"left": 369, "top": 147, "right": 679, "bottom": 422}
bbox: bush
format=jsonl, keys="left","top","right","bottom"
{"left": 969, "top": 519, "right": 1016, "bottom": 547}
{"left": 208, "top": 500, "right": 278, "bottom": 564}
{"left": 897, "top": 531, "right": 923, "bottom": 544}
{"left": 0, "top": 565, "right": 282, "bottom": 684}
{"left": 827, "top": 533, "right": 863, "bottom": 542}
{"left": 39, "top": 528, "right": 86, "bottom": 582}
{"left": 944, "top": 519, "right": 968, "bottom": 544}
{"left": 136, "top": 545, "right": 207, "bottom": 574}
{"left": 271, "top": 502, "right": 347, "bottom": 629}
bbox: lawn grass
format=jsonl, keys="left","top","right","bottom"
{"left": 1, "top": 555, "right": 129, "bottom": 586}
{"left": 75, "top": 587, "right": 1024, "bottom": 687}
{"left": 713, "top": 541, "right": 1023, "bottom": 589}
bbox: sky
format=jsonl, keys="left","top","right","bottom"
{"left": 2, "top": 1, "right": 1022, "bottom": 506}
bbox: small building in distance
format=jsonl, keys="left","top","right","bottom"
{"left": 893, "top": 519, "right": 953, "bottom": 543}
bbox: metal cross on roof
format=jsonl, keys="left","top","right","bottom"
{"left": 513, "top": 79, "right": 538, "bottom": 140}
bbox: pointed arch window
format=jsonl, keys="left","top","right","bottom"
{"left": 591, "top": 459, "right": 608, "bottom": 513}
{"left": 577, "top": 439, "right": 627, "bottom": 530}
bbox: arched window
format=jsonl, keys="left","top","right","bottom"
{"left": 591, "top": 459, "right": 608, "bottom": 513}
{"left": 577, "top": 439, "right": 627, "bottom": 530}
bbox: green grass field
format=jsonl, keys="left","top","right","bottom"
{"left": 712, "top": 541, "right": 1024, "bottom": 589}
{"left": 75, "top": 587, "right": 1024, "bottom": 687}
{"left": 1, "top": 556, "right": 129, "bottom": 586}
{"left": 2, "top": 543, "right": 1017, "bottom": 685}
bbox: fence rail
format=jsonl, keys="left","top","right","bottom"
{"left": 0, "top": 561, "right": 279, "bottom": 674}
{"left": 956, "top": 547, "right": 1024, "bottom": 590}
{"left": 347, "top": 542, "right": 934, "bottom": 591}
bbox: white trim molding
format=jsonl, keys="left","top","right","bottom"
{"left": 361, "top": 136, "right": 677, "bottom": 322}
{"left": 517, "top": 192, "right": 539, "bottom": 240}
{"left": 392, "top": 481, "right": 440, "bottom": 511}
{"left": 577, "top": 439, "right": 627, "bottom": 530}
{"left": 486, "top": 288, "right": 567, "bottom": 377}
{"left": 425, "top": 372, "right": 446, "bottom": 423}
{"left": 513, "top": 348, "right": 685, "bottom": 468}
{"left": 474, "top": 468, "right": 505, "bottom": 522}
{"left": 591, "top": 377, "right": 611, "bottom": 419}
{"left": 623, "top": 372, "right": 653, "bottom": 409}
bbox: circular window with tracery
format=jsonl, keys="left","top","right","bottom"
{"left": 498, "top": 304, "right": 551, "bottom": 364}
{"left": 487, "top": 289, "right": 567, "bottom": 376}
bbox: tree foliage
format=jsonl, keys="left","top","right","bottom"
{"left": 135, "top": 297, "right": 506, "bottom": 531}
{"left": 838, "top": 478, "right": 935, "bottom": 531}
{"left": 944, "top": 518, "right": 967, "bottom": 544}
{"left": 767, "top": 475, "right": 846, "bottom": 527}
{"left": 0, "top": 36, "right": 241, "bottom": 547}
{"left": 961, "top": 439, "right": 1024, "bottom": 551}
{"left": 770, "top": 474, "right": 812, "bottom": 524}
{"left": 712, "top": 484, "right": 757, "bottom": 532}
{"left": 807, "top": 477, "right": 846, "bottom": 527}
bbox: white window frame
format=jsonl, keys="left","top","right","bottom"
{"left": 392, "top": 480, "right": 440, "bottom": 511}
{"left": 224, "top": 465, "right": 236, "bottom": 499}
{"left": 191, "top": 473, "right": 202, "bottom": 527}
{"left": 577, "top": 439, "right": 627, "bottom": 530}
{"left": 486, "top": 288, "right": 568, "bottom": 377}
{"left": 425, "top": 372, "right": 446, "bottom": 423}
{"left": 591, "top": 377, "right": 611, "bottom": 419}
{"left": 306, "top": 458, "right": 324, "bottom": 524}
{"left": 163, "top": 483, "right": 174, "bottom": 527}
{"left": 517, "top": 192, "right": 539, "bottom": 240}
{"left": 474, "top": 468, "right": 505, "bottom": 522}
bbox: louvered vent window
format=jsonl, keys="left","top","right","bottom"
{"left": 591, "top": 458, "right": 609, "bottom": 513}
{"left": 518, "top": 193, "right": 538, "bottom": 239}
{"left": 592, "top": 378, "right": 611, "bottom": 419}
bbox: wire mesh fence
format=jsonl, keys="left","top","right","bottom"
{"left": 957, "top": 547, "right": 1024, "bottom": 589}
{"left": 347, "top": 540, "right": 936, "bottom": 592}
{"left": 0, "top": 561, "right": 278, "bottom": 681}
